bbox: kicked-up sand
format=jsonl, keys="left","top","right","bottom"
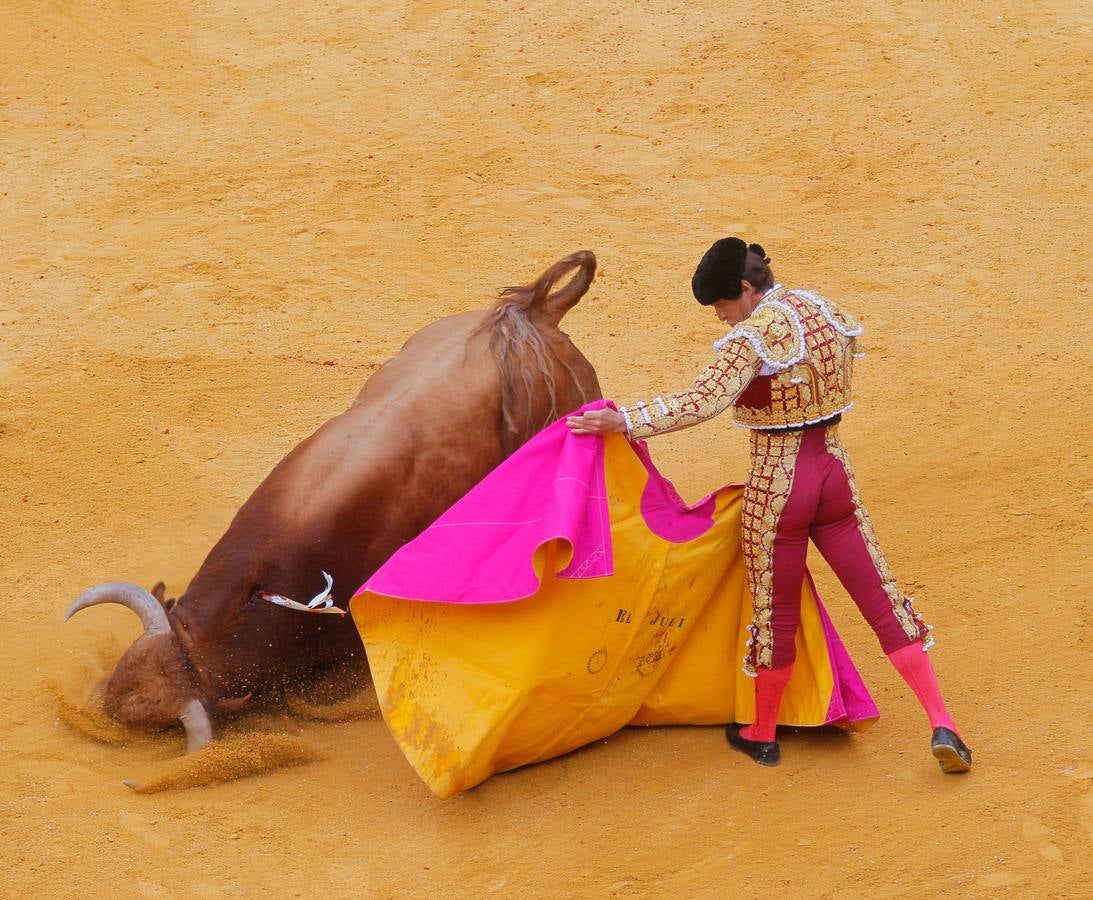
{"left": 1, "top": 1, "right": 1089, "bottom": 896}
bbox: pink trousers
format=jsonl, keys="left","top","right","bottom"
{"left": 742, "top": 424, "right": 930, "bottom": 673}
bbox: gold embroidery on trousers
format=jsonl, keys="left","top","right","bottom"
{"left": 742, "top": 429, "right": 803, "bottom": 675}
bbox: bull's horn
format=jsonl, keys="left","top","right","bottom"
{"left": 64, "top": 582, "right": 171, "bottom": 636}
{"left": 179, "top": 699, "right": 213, "bottom": 753}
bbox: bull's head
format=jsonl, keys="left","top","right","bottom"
{"left": 64, "top": 583, "right": 214, "bottom": 752}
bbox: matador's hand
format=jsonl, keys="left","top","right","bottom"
{"left": 566, "top": 408, "right": 628, "bottom": 435}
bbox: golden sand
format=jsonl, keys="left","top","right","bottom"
{"left": 127, "top": 734, "right": 320, "bottom": 795}
{"left": 49, "top": 682, "right": 132, "bottom": 747}
{"left": 2, "top": 1, "right": 1089, "bottom": 896}
{"left": 285, "top": 687, "right": 381, "bottom": 723}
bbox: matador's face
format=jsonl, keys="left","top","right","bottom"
{"left": 711, "top": 281, "right": 764, "bottom": 326}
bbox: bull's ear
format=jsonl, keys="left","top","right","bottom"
{"left": 165, "top": 597, "right": 178, "bottom": 611}
{"left": 150, "top": 581, "right": 167, "bottom": 604}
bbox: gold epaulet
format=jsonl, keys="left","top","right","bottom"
{"left": 792, "top": 289, "right": 864, "bottom": 339}
{"left": 720, "top": 300, "right": 805, "bottom": 371}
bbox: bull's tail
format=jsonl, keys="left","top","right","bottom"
{"left": 496, "top": 250, "right": 596, "bottom": 328}
{"left": 475, "top": 252, "right": 597, "bottom": 453}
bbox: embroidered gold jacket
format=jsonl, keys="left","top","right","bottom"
{"left": 620, "top": 286, "right": 865, "bottom": 438}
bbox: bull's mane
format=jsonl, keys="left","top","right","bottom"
{"left": 473, "top": 258, "right": 591, "bottom": 454}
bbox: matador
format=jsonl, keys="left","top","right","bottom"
{"left": 567, "top": 237, "right": 971, "bottom": 773}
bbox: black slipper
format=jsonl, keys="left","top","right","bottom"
{"left": 931, "top": 727, "right": 972, "bottom": 773}
{"left": 726, "top": 723, "right": 781, "bottom": 766}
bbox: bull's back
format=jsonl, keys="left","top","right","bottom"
{"left": 276, "top": 311, "right": 504, "bottom": 520}
{"left": 220, "top": 311, "right": 505, "bottom": 601}
{"left": 353, "top": 311, "right": 494, "bottom": 408}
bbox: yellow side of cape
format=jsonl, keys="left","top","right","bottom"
{"left": 352, "top": 434, "right": 838, "bottom": 798}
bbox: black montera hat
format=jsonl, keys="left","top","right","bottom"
{"left": 692, "top": 237, "right": 748, "bottom": 305}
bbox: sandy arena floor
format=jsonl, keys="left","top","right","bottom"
{"left": 2, "top": 1, "right": 1090, "bottom": 897}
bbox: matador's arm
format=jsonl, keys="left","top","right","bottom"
{"left": 619, "top": 335, "right": 761, "bottom": 439}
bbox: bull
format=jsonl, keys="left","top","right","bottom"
{"left": 65, "top": 252, "right": 601, "bottom": 753}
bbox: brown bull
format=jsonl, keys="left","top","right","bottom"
{"left": 65, "top": 252, "right": 601, "bottom": 752}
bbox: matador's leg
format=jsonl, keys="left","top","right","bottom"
{"left": 811, "top": 428, "right": 969, "bottom": 771}
{"left": 735, "top": 429, "right": 823, "bottom": 751}
{"left": 809, "top": 427, "right": 930, "bottom": 652}
{"left": 741, "top": 429, "right": 811, "bottom": 677}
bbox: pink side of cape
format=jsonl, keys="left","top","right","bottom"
{"left": 812, "top": 569, "right": 881, "bottom": 725}
{"left": 355, "top": 401, "right": 615, "bottom": 605}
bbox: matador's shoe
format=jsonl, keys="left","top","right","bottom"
{"left": 726, "top": 723, "right": 781, "bottom": 766}
{"left": 931, "top": 727, "right": 972, "bottom": 773}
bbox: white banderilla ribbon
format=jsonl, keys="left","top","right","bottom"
{"left": 258, "top": 571, "right": 346, "bottom": 616}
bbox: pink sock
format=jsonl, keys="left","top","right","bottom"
{"left": 741, "top": 665, "right": 793, "bottom": 742}
{"left": 887, "top": 641, "right": 959, "bottom": 734}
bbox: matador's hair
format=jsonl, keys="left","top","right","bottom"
{"left": 692, "top": 238, "right": 772, "bottom": 303}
